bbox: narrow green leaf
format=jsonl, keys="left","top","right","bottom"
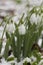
{"left": 3, "top": 39, "right": 9, "bottom": 60}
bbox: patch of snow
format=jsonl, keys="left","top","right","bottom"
{"left": 12, "top": 16, "right": 19, "bottom": 25}
{"left": 0, "top": 58, "right": 11, "bottom": 65}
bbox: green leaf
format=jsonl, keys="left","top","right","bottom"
{"left": 11, "top": 34, "right": 17, "bottom": 57}
{"left": 6, "top": 32, "right": 11, "bottom": 39}
{"left": 0, "top": 40, "right": 2, "bottom": 53}
{"left": 3, "top": 39, "right": 9, "bottom": 60}
{"left": 16, "top": 33, "right": 23, "bottom": 62}
{"left": 7, "top": 57, "right": 14, "bottom": 61}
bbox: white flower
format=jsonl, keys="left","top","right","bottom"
{"left": 18, "top": 24, "right": 26, "bottom": 35}
{"left": 15, "top": 36, "right": 17, "bottom": 42}
{"left": 6, "top": 23, "right": 15, "bottom": 34}
{"left": 30, "top": 13, "right": 41, "bottom": 25}
{"left": 37, "top": 38, "right": 42, "bottom": 47}
{"left": 28, "top": 0, "right": 42, "bottom": 7}
{"left": 31, "top": 55, "right": 37, "bottom": 62}
{"left": 38, "top": 60, "right": 43, "bottom": 65}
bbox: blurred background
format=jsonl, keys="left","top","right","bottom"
{"left": 0, "top": 0, "right": 27, "bottom": 16}
{"left": 0, "top": 0, "right": 43, "bottom": 19}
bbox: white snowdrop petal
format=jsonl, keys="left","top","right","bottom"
{"left": 30, "top": 13, "right": 41, "bottom": 25}
{"left": 18, "top": 24, "right": 26, "bottom": 35}
{"left": 6, "top": 23, "right": 15, "bottom": 34}
{"left": 15, "top": 36, "right": 17, "bottom": 42}
{"left": 30, "top": 13, "right": 37, "bottom": 24}
{"left": 37, "top": 15, "right": 41, "bottom": 23}
{"left": 37, "top": 38, "right": 42, "bottom": 47}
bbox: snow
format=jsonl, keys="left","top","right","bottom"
{"left": 12, "top": 16, "right": 19, "bottom": 25}
{"left": 0, "top": 58, "right": 11, "bottom": 65}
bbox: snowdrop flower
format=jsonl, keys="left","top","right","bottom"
{"left": 23, "top": 57, "right": 31, "bottom": 63}
{"left": 31, "top": 55, "right": 37, "bottom": 62}
{"left": 18, "top": 24, "right": 26, "bottom": 35}
{"left": 38, "top": 60, "right": 43, "bottom": 65}
{"left": 0, "top": 26, "right": 4, "bottom": 39}
{"left": 37, "top": 38, "right": 42, "bottom": 47}
{"left": 30, "top": 13, "right": 41, "bottom": 25}
{"left": 28, "top": 0, "right": 42, "bottom": 7}
{"left": 6, "top": 23, "right": 15, "bottom": 34}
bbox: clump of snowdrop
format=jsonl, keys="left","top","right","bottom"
{"left": 6, "top": 23, "right": 15, "bottom": 34}
{"left": 18, "top": 24, "right": 26, "bottom": 35}
{"left": 30, "top": 13, "right": 42, "bottom": 25}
